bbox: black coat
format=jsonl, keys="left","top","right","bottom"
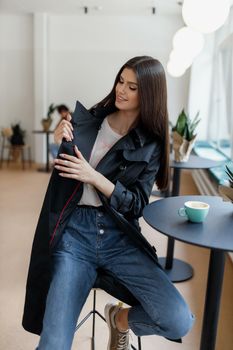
{"left": 22, "top": 101, "right": 162, "bottom": 335}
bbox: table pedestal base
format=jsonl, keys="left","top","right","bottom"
{"left": 158, "top": 257, "right": 193, "bottom": 283}
{"left": 37, "top": 167, "right": 51, "bottom": 173}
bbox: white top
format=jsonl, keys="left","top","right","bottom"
{"left": 78, "top": 117, "right": 123, "bottom": 206}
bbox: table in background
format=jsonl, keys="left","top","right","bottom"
{"left": 143, "top": 195, "right": 233, "bottom": 350}
{"left": 33, "top": 130, "right": 54, "bottom": 172}
{"left": 159, "top": 154, "right": 222, "bottom": 282}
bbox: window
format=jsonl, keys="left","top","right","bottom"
{"left": 207, "top": 33, "right": 233, "bottom": 160}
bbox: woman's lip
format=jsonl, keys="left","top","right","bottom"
{"left": 116, "top": 95, "right": 127, "bottom": 102}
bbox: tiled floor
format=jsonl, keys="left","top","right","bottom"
{"left": 0, "top": 165, "right": 232, "bottom": 350}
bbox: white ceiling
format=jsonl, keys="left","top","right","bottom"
{"left": 0, "top": 0, "right": 183, "bottom": 16}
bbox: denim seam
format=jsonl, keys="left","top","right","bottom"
{"left": 122, "top": 283, "right": 161, "bottom": 326}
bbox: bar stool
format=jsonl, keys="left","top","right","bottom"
{"left": 75, "top": 270, "right": 142, "bottom": 350}
{"left": 0, "top": 128, "right": 32, "bottom": 169}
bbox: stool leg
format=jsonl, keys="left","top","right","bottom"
{"left": 0, "top": 140, "right": 4, "bottom": 168}
{"left": 131, "top": 336, "right": 142, "bottom": 350}
{"left": 21, "top": 148, "right": 25, "bottom": 170}
{"left": 28, "top": 147, "right": 32, "bottom": 167}
{"left": 7, "top": 148, "right": 11, "bottom": 167}
{"left": 138, "top": 336, "right": 142, "bottom": 350}
{"left": 92, "top": 289, "right": 97, "bottom": 350}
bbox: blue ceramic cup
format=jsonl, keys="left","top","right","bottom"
{"left": 178, "top": 201, "right": 210, "bottom": 223}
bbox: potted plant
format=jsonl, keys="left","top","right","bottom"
{"left": 172, "top": 109, "right": 200, "bottom": 162}
{"left": 41, "top": 103, "right": 57, "bottom": 131}
{"left": 219, "top": 163, "right": 233, "bottom": 203}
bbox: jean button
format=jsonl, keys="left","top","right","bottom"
{"left": 97, "top": 212, "right": 103, "bottom": 217}
{"left": 99, "top": 229, "right": 104, "bottom": 234}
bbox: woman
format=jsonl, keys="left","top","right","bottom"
{"left": 23, "top": 56, "right": 194, "bottom": 350}
{"left": 49, "top": 104, "right": 71, "bottom": 159}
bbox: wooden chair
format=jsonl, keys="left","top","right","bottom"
{"left": 0, "top": 128, "right": 32, "bottom": 169}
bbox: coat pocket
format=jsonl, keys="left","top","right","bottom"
{"left": 116, "top": 157, "right": 146, "bottom": 186}
{"left": 122, "top": 145, "right": 153, "bottom": 163}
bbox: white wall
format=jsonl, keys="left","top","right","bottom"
{"left": 0, "top": 14, "right": 34, "bottom": 152}
{"left": 0, "top": 12, "right": 189, "bottom": 163}
{"left": 48, "top": 14, "right": 190, "bottom": 124}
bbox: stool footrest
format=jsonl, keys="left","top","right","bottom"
{"left": 75, "top": 310, "right": 106, "bottom": 332}
{"left": 75, "top": 289, "right": 142, "bottom": 350}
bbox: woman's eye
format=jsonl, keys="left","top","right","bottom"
{"left": 129, "top": 86, "right": 137, "bottom": 91}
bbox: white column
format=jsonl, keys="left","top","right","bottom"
{"left": 33, "top": 13, "right": 48, "bottom": 164}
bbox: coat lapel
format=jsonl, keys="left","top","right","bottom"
{"left": 71, "top": 100, "right": 151, "bottom": 172}
{"left": 71, "top": 101, "right": 103, "bottom": 161}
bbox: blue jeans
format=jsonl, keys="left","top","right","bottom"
{"left": 37, "top": 206, "right": 194, "bottom": 349}
{"left": 49, "top": 143, "right": 59, "bottom": 159}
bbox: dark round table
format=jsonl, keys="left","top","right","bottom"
{"left": 143, "top": 195, "right": 233, "bottom": 350}
{"left": 159, "top": 154, "right": 222, "bottom": 282}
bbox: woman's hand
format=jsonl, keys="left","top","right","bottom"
{"left": 54, "top": 113, "right": 73, "bottom": 144}
{"left": 54, "top": 145, "right": 115, "bottom": 197}
{"left": 54, "top": 146, "right": 97, "bottom": 185}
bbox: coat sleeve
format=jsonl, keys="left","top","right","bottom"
{"left": 109, "top": 147, "right": 161, "bottom": 219}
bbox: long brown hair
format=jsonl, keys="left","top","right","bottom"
{"left": 92, "top": 56, "right": 169, "bottom": 190}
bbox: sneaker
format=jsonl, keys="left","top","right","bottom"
{"left": 104, "top": 303, "right": 130, "bottom": 350}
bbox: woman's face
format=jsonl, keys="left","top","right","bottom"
{"left": 115, "top": 68, "right": 140, "bottom": 115}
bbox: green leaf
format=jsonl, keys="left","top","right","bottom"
{"left": 226, "top": 170, "right": 233, "bottom": 182}
{"left": 225, "top": 165, "right": 233, "bottom": 187}
{"left": 175, "top": 109, "right": 187, "bottom": 136}
{"left": 173, "top": 109, "right": 201, "bottom": 141}
{"left": 47, "top": 103, "right": 57, "bottom": 118}
{"left": 226, "top": 165, "right": 233, "bottom": 175}
{"left": 183, "top": 124, "right": 189, "bottom": 140}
